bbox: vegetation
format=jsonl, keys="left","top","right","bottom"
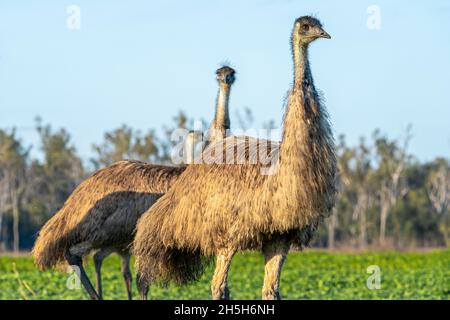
{"left": 0, "top": 111, "right": 449, "bottom": 252}
{"left": 0, "top": 250, "right": 448, "bottom": 300}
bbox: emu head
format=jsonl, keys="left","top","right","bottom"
{"left": 216, "top": 66, "right": 236, "bottom": 86}
{"left": 293, "top": 16, "right": 331, "bottom": 45}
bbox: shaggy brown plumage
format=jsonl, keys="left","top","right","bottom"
{"left": 32, "top": 161, "right": 183, "bottom": 270}
{"left": 133, "top": 16, "right": 337, "bottom": 300}
{"left": 32, "top": 65, "right": 237, "bottom": 300}
{"left": 31, "top": 160, "right": 185, "bottom": 299}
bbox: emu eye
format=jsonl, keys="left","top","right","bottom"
{"left": 302, "top": 24, "right": 310, "bottom": 31}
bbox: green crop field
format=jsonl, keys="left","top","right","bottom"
{"left": 0, "top": 250, "right": 449, "bottom": 300}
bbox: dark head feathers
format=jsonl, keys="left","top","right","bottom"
{"left": 216, "top": 66, "right": 236, "bottom": 77}
{"left": 295, "top": 16, "right": 323, "bottom": 28}
{"left": 216, "top": 65, "right": 236, "bottom": 85}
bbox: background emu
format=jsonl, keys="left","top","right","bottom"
{"left": 31, "top": 66, "right": 236, "bottom": 300}
{"left": 133, "top": 16, "right": 336, "bottom": 300}
{"left": 208, "top": 66, "right": 235, "bottom": 143}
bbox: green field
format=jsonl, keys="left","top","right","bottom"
{"left": 1, "top": 250, "right": 449, "bottom": 300}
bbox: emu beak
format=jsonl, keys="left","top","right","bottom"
{"left": 319, "top": 29, "right": 331, "bottom": 39}
{"left": 226, "top": 75, "right": 235, "bottom": 84}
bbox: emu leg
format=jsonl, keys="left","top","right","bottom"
{"left": 211, "top": 248, "right": 235, "bottom": 300}
{"left": 65, "top": 242, "right": 99, "bottom": 300}
{"left": 262, "top": 238, "right": 289, "bottom": 300}
{"left": 136, "top": 272, "right": 149, "bottom": 300}
{"left": 119, "top": 251, "right": 133, "bottom": 300}
{"left": 93, "top": 248, "right": 113, "bottom": 300}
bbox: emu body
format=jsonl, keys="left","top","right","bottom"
{"left": 32, "top": 161, "right": 184, "bottom": 300}
{"left": 133, "top": 17, "right": 337, "bottom": 300}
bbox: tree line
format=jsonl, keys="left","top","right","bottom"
{"left": 0, "top": 112, "right": 448, "bottom": 251}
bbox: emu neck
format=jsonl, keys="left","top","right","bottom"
{"left": 279, "top": 41, "right": 311, "bottom": 167}
{"left": 185, "top": 136, "right": 195, "bottom": 165}
{"left": 209, "top": 83, "right": 231, "bottom": 140}
{"left": 271, "top": 34, "right": 337, "bottom": 224}
{"left": 293, "top": 42, "right": 310, "bottom": 88}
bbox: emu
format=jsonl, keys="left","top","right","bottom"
{"left": 133, "top": 16, "right": 336, "bottom": 300}
{"left": 32, "top": 66, "right": 236, "bottom": 300}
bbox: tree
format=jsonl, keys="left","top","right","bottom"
{"left": 350, "top": 138, "right": 374, "bottom": 249}
{"left": 0, "top": 129, "right": 28, "bottom": 252}
{"left": 332, "top": 135, "right": 374, "bottom": 249}
{"left": 91, "top": 124, "right": 160, "bottom": 168}
{"left": 427, "top": 159, "right": 450, "bottom": 246}
{"left": 27, "top": 119, "right": 84, "bottom": 226}
{"left": 373, "top": 126, "right": 412, "bottom": 246}
{"left": 327, "top": 135, "right": 352, "bottom": 249}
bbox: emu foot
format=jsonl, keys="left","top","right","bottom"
{"left": 262, "top": 288, "right": 281, "bottom": 300}
{"left": 212, "top": 286, "right": 230, "bottom": 300}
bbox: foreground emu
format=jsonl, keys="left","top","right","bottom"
{"left": 32, "top": 66, "right": 236, "bottom": 300}
{"left": 133, "top": 16, "right": 336, "bottom": 300}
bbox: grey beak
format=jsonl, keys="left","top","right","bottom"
{"left": 319, "top": 29, "right": 331, "bottom": 39}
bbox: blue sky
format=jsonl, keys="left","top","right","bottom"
{"left": 0, "top": 0, "right": 449, "bottom": 162}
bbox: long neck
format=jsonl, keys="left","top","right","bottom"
{"left": 293, "top": 41, "right": 310, "bottom": 88}
{"left": 279, "top": 41, "right": 310, "bottom": 167}
{"left": 184, "top": 135, "right": 195, "bottom": 164}
{"left": 185, "top": 135, "right": 195, "bottom": 164}
{"left": 209, "top": 83, "right": 231, "bottom": 140}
